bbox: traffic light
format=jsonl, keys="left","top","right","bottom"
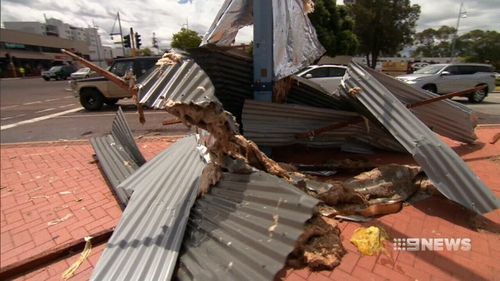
{"left": 123, "top": 35, "right": 131, "bottom": 48}
{"left": 135, "top": 33, "right": 142, "bottom": 49}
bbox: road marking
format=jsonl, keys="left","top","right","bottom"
{"left": 45, "top": 98, "right": 58, "bottom": 102}
{"left": 58, "top": 104, "right": 76, "bottom": 108}
{"left": 64, "top": 96, "right": 73, "bottom": 99}
{"left": 1, "top": 114, "right": 26, "bottom": 121}
{"left": 0, "top": 105, "right": 19, "bottom": 110}
{"left": 23, "top": 101, "right": 42, "bottom": 105}
{"left": 58, "top": 111, "right": 166, "bottom": 118}
{"left": 36, "top": 108, "right": 57, "bottom": 113}
{"left": 1, "top": 107, "right": 83, "bottom": 131}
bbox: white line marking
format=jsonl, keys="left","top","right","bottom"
{"left": 23, "top": 101, "right": 42, "bottom": 105}
{"left": 57, "top": 111, "right": 166, "bottom": 118}
{"left": 36, "top": 108, "right": 56, "bottom": 113}
{"left": 64, "top": 96, "right": 73, "bottom": 99}
{"left": 1, "top": 107, "right": 83, "bottom": 131}
{"left": 58, "top": 104, "right": 76, "bottom": 108}
{"left": 0, "top": 105, "right": 19, "bottom": 110}
{"left": 1, "top": 116, "right": 14, "bottom": 121}
{"left": 45, "top": 98, "right": 58, "bottom": 102}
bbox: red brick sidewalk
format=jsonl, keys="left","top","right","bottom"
{"left": 1, "top": 127, "right": 499, "bottom": 280}
{"left": 0, "top": 137, "right": 181, "bottom": 280}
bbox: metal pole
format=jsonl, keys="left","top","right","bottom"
{"left": 252, "top": 0, "right": 273, "bottom": 102}
{"left": 93, "top": 20, "right": 103, "bottom": 66}
{"left": 117, "top": 12, "right": 125, "bottom": 56}
{"left": 450, "top": 2, "right": 463, "bottom": 59}
{"left": 130, "top": 27, "right": 136, "bottom": 57}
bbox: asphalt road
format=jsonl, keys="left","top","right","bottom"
{"left": 1, "top": 78, "right": 499, "bottom": 143}
{"left": 0, "top": 78, "right": 190, "bottom": 143}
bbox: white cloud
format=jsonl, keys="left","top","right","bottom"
{"left": 1, "top": 0, "right": 499, "bottom": 50}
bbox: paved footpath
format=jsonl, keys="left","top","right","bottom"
{"left": 1, "top": 128, "right": 499, "bottom": 281}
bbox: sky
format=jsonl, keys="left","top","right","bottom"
{"left": 1, "top": 0, "right": 499, "bottom": 50}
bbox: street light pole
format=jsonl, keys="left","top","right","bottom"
{"left": 450, "top": 2, "right": 466, "bottom": 59}
{"left": 117, "top": 12, "right": 125, "bottom": 56}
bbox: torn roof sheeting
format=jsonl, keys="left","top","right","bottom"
{"left": 365, "top": 67, "right": 478, "bottom": 143}
{"left": 176, "top": 171, "right": 319, "bottom": 281}
{"left": 91, "top": 135, "right": 206, "bottom": 281}
{"left": 341, "top": 63, "right": 499, "bottom": 214}
{"left": 242, "top": 100, "right": 404, "bottom": 151}
{"left": 90, "top": 107, "right": 145, "bottom": 205}
{"left": 202, "top": 0, "right": 325, "bottom": 80}
{"left": 138, "top": 59, "right": 217, "bottom": 109}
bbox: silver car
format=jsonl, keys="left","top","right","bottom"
{"left": 297, "top": 64, "right": 347, "bottom": 93}
{"left": 397, "top": 63, "right": 496, "bottom": 103}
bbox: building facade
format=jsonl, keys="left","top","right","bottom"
{"left": 0, "top": 28, "right": 89, "bottom": 77}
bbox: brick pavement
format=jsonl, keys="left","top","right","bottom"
{"left": 1, "top": 127, "right": 499, "bottom": 280}
{"left": 1, "top": 137, "right": 182, "bottom": 279}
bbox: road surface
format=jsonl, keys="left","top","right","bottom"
{"left": 1, "top": 78, "right": 499, "bottom": 143}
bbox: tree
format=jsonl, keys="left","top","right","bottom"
{"left": 308, "top": 0, "right": 359, "bottom": 56}
{"left": 171, "top": 28, "right": 202, "bottom": 50}
{"left": 138, "top": 48, "right": 152, "bottom": 56}
{"left": 413, "top": 26, "right": 456, "bottom": 57}
{"left": 456, "top": 30, "right": 500, "bottom": 69}
{"left": 351, "top": 0, "right": 420, "bottom": 68}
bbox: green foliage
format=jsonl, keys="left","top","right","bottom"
{"left": 351, "top": 0, "right": 420, "bottom": 68}
{"left": 171, "top": 28, "right": 202, "bottom": 50}
{"left": 413, "top": 26, "right": 456, "bottom": 57}
{"left": 457, "top": 30, "right": 500, "bottom": 70}
{"left": 308, "top": 0, "right": 359, "bottom": 56}
{"left": 139, "top": 48, "right": 152, "bottom": 56}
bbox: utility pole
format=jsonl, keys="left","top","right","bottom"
{"left": 450, "top": 2, "right": 466, "bottom": 59}
{"left": 130, "top": 27, "right": 136, "bottom": 57}
{"left": 118, "top": 12, "right": 125, "bottom": 56}
{"left": 252, "top": 0, "right": 273, "bottom": 102}
{"left": 92, "top": 20, "right": 103, "bottom": 67}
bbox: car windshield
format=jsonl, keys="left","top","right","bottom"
{"left": 49, "top": 66, "right": 62, "bottom": 71}
{"left": 76, "top": 68, "right": 90, "bottom": 73}
{"left": 414, "top": 64, "right": 446, "bottom": 74}
{"left": 109, "top": 61, "right": 133, "bottom": 77}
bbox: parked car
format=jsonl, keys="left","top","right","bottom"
{"left": 296, "top": 64, "right": 347, "bottom": 93}
{"left": 70, "top": 56, "right": 160, "bottom": 110}
{"left": 42, "top": 65, "right": 76, "bottom": 81}
{"left": 70, "top": 67, "right": 95, "bottom": 80}
{"left": 396, "top": 63, "right": 496, "bottom": 103}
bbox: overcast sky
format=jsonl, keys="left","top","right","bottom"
{"left": 1, "top": 0, "right": 499, "bottom": 50}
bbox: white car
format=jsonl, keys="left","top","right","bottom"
{"left": 70, "top": 67, "right": 95, "bottom": 80}
{"left": 297, "top": 65, "right": 347, "bottom": 93}
{"left": 397, "top": 63, "right": 496, "bottom": 103}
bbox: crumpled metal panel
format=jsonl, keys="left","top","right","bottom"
{"left": 138, "top": 60, "right": 218, "bottom": 109}
{"left": 341, "top": 63, "right": 499, "bottom": 214}
{"left": 91, "top": 136, "right": 207, "bottom": 281}
{"left": 90, "top": 107, "right": 145, "bottom": 205}
{"left": 365, "top": 68, "right": 478, "bottom": 143}
{"left": 272, "top": 0, "right": 325, "bottom": 79}
{"left": 176, "top": 171, "right": 319, "bottom": 281}
{"left": 202, "top": 0, "right": 253, "bottom": 46}
{"left": 201, "top": 0, "right": 325, "bottom": 80}
{"left": 242, "top": 100, "right": 404, "bottom": 151}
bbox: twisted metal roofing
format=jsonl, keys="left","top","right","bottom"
{"left": 90, "top": 107, "right": 145, "bottom": 205}
{"left": 341, "top": 63, "right": 499, "bottom": 213}
{"left": 91, "top": 135, "right": 206, "bottom": 281}
{"left": 177, "top": 171, "right": 319, "bottom": 281}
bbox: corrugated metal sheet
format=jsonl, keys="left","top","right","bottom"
{"left": 90, "top": 107, "right": 145, "bottom": 205}
{"left": 365, "top": 68, "right": 478, "bottom": 143}
{"left": 242, "top": 100, "right": 403, "bottom": 151}
{"left": 341, "top": 63, "right": 499, "bottom": 213}
{"left": 177, "top": 171, "right": 319, "bottom": 281}
{"left": 91, "top": 135, "right": 207, "bottom": 281}
{"left": 138, "top": 59, "right": 218, "bottom": 109}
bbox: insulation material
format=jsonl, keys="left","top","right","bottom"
{"left": 201, "top": 0, "right": 325, "bottom": 80}
{"left": 350, "top": 226, "right": 390, "bottom": 256}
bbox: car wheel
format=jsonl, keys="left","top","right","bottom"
{"left": 422, "top": 84, "right": 437, "bottom": 93}
{"left": 55, "top": 75, "right": 61, "bottom": 80}
{"left": 104, "top": 98, "right": 119, "bottom": 106}
{"left": 80, "top": 89, "right": 104, "bottom": 111}
{"left": 43, "top": 77, "right": 50, "bottom": 81}
{"left": 468, "top": 85, "right": 487, "bottom": 103}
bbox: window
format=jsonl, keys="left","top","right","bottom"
{"left": 110, "top": 61, "right": 133, "bottom": 77}
{"left": 328, "top": 67, "right": 346, "bottom": 77}
{"left": 444, "top": 66, "right": 460, "bottom": 75}
{"left": 305, "top": 67, "right": 330, "bottom": 78}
